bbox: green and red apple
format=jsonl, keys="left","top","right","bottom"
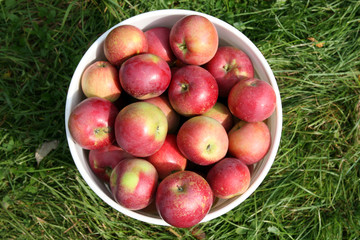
{"left": 89, "top": 145, "right": 133, "bottom": 182}
{"left": 114, "top": 102, "right": 168, "bottom": 157}
{"left": 68, "top": 97, "right": 118, "bottom": 150}
{"left": 81, "top": 61, "right": 122, "bottom": 102}
{"left": 143, "top": 95, "right": 180, "bottom": 133}
{"left": 201, "top": 102, "right": 234, "bottom": 131}
{"left": 104, "top": 25, "right": 148, "bottom": 66}
{"left": 177, "top": 116, "right": 228, "bottom": 166}
{"left": 110, "top": 158, "right": 158, "bottom": 210}
{"left": 228, "top": 121, "right": 271, "bottom": 165}
{"left": 170, "top": 15, "right": 218, "bottom": 65}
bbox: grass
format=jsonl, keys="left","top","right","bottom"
{"left": 1, "top": 0, "right": 359, "bottom": 239}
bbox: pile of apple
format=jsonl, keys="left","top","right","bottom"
{"left": 68, "top": 15, "right": 276, "bottom": 228}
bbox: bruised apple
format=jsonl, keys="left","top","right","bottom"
{"left": 89, "top": 145, "right": 133, "bottom": 182}
{"left": 68, "top": 97, "right": 118, "bottom": 150}
{"left": 206, "top": 158, "right": 250, "bottom": 199}
{"left": 156, "top": 171, "right": 213, "bottom": 228}
{"left": 110, "top": 158, "right": 158, "bottom": 210}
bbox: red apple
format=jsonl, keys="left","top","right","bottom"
{"left": 110, "top": 158, "right": 158, "bottom": 210}
{"left": 114, "top": 102, "right": 168, "bottom": 157}
{"left": 205, "top": 46, "right": 254, "bottom": 97}
{"left": 168, "top": 65, "right": 218, "bottom": 116}
{"left": 206, "top": 158, "right": 250, "bottom": 199}
{"left": 143, "top": 95, "right": 180, "bottom": 133}
{"left": 119, "top": 53, "right": 171, "bottom": 100}
{"left": 68, "top": 97, "right": 118, "bottom": 150}
{"left": 170, "top": 15, "right": 218, "bottom": 65}
{"left": 89, "top": 145, "right": 133, "bottom": 182}
{"left": 144, "top": 27, "right": 175, "bottom": 63}
{"left": 81, "top": 61, "right": 121, "bottom": 102}
{"left": 228, "top": 121, "right": 271, "bottom": 165}
{"left": 177, "top": 116, "right": 228, "bottom": 166}
{"left": 156, "top": 171, "right": 213, "bottom": 228}
{"left": 201, "top": 102, "right": 234, "bottom": 131}
{"left": 147, "top": 134, "right": 187, "bottom": 179}
{"left": 104, "top": 25, "right": 148, "bottom": 66}
{"left": 228, "top": 78, "right": 276, "bottom": 122}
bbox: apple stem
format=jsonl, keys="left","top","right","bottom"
{"left": 156, "top": 125, "right": 160, "bottom": 134}
{"left": 94, "top": 127, "right": 111, "bottom": 135}
{"left": 250, "top": 81, "right": 257, "bottom": 87}
{"left": 206, "top": 144, "right": 211, "bottom": 152}
{"left": 105, "top": 167, "right": 113, "bottom": 177}
{"left": 177, "top": 185, "right": 184, "bottom": 192}
{"left": 178, "top": 42, "right": 187, "bottom": 52}
{"left": 180, "top": 83, "right": 189, "bottom": 92}
{"left": 223, "top": 64, "right": 230, "bottom": 72}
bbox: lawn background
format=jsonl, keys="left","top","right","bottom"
{"left": 1, "top": 0, "right": 359, "bottom": 239}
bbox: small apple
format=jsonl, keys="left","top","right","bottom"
{"left": 201, "top": 102, "right": 234, "bottom": 131}
{"left": 89, "top": 145, "right": 133, "bottom": 182}
{"left": 104, "top": 25, "right": 148, "bottom": 66}
{"left": 170, "top": 15, "right": 218, "bottom": 65}
{"left": 205, "top": 46, "right": 254, "bottom": 97}
{"left": 228, "top": 78, "right": 276, "bottom": 122}
{"left": 143, "top": 95, "right": 180, "bottom": 133}
{"left": 110, "top": 158, "right": 158, "bottom": 210}
{"left": 81, "top": 61, "right": 121, "bottom": 102}
{"left": 228, "top": 121, "right": 271, "bottom": 165}
{"left": 177, "top": 116, "right": 228, "bottom": 166}
{"left": 114, "top": 102, "right": 168, "bottom": 157}
{"left": 168, "top": 65, "right": 218, "bottom": 116}
{"left": 119, "top": 53, "right": 171, "bottom": 100}
{"left": 156, "top": 171, "right": 213, "bottom": 228}
{"left": 206, "top": 158, "right": 250, "bottom": 199}
{"left": 147, "top": 134, "right": 187, "bottom": 179}
{"left": 144, "top": 27, "right": 175, "bottom": 63}
{"left": 68, "top": 97, "right": 118, "bottom": 150}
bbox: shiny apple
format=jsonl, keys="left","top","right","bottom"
{"left": 177, "top": 116, "right": 228, "bottom": 166}
{"left": 68, "top": 97, "right": 118, "bottom": 150}
{"left": 81, "top": 61, "right": 121, "bottom": 102}
{"left": 110, "top": 158, "right": 158, "bottom": 210}
{"left": 119, "top": 53, "right": 171, "bottom": 100}
{"left": 156, "top": 171, "right": 213, "bottom": 228}
{"left": 104, "top": 25, "right": 148, "bottom": 66}
{"left": 147, "top": 134, "right": 187, "bottom": 179}
{"left": 168, "top": 65, "right": 218, "bottom": 116}
{"left": 170, "top": 15, "right": 218, "bottom": 65}
{"left": 114, "top": 102, "right": 168, "bottom": 157}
